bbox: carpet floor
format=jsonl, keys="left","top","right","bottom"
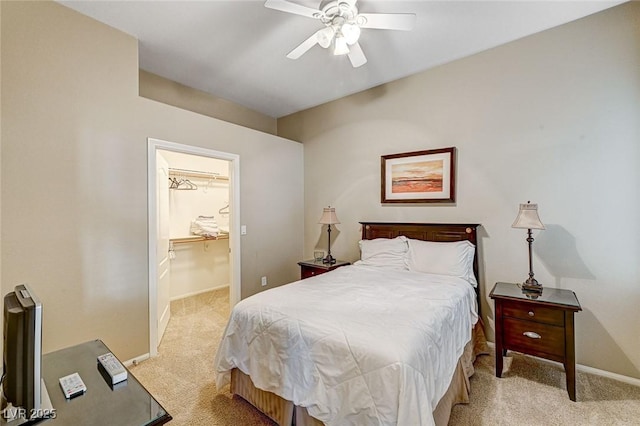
{"left": 129, "top": 289, "right": 640, "bottom": 425}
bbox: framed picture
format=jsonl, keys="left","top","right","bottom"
{"left": 381, "top": 147, "right": 456, "bottom": 203}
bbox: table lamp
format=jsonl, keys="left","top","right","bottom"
{"left": 318, "top": 207, "right": 340, "bottom": 264}
{"left": 512, "top": 201, "right": 545, "bottom": 293}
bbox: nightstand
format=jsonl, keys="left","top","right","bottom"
{"left": 490, "top": 282, "right": 582, "bottom": 401}
{"left": 298, "top": 259, "right": 350, "bottom": 279}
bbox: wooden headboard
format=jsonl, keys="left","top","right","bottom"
{"left": 360, "top": 222, "right": 481, "bottom": 299}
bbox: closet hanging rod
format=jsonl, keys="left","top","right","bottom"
{"left": 170, "top": 234, "right": 229, "bottom": 244}
{"left": 168, "top": 167, "right": 229, "bottom": 181}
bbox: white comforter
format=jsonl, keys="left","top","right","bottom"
{"left": 214, "top": 265, "right": 478, "bottom": 426}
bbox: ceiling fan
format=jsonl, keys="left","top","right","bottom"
{"left": 264, "top": 0, "right": 416, "bottom": 68}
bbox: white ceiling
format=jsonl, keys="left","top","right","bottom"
{"left": 59, "top": 1, "right": 623, "bottom": 118}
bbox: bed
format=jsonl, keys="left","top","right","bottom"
{"left": 215, "top": 222, "right": 488, "bottom": 426}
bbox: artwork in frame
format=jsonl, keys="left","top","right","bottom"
{"left": 381, "top": 147, "right": 456, "bottom": 203}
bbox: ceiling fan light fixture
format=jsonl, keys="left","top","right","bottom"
{"left": 318, "top": 27, "right": 335, "bottom": 48}
{"left": 341, "top": 23, "right": 361, "bottom": 45}
{"left": 265, "top": 0, "right": 416, "bottom": 68}
{"left": 333, "top": 36, "right": 349, "bottom": 55}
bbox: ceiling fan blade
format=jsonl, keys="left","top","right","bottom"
{"left": 264, "top": 0, "right": 322, "bottom": 19}
{"left": 286, "top": 30, "right": 321, "bottom": 59}
{"left": 347, "top": 42, "right": 367, "bottom": 68}
{"left": 358, "top": 13, "right": 416, "bottom": 31}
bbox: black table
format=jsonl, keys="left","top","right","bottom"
{"left": 39, "top": 339, "right": 171, "bottom": 425}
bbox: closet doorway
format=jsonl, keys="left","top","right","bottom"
{"left": 147, "top": 138, "right": 240, "bottom": 357}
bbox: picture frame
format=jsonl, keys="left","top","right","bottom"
{"left": 381, "top": 147, "right": 456, "bottom": 203}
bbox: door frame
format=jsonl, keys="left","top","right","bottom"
{"left": 147, "top": 138, "right": 241, "bottom": 357}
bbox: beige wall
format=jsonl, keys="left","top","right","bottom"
{"left": 279, "top": 3, "right": 640, "bottom": 379}
{"left": 140, "top": 70, "right": 277, "bottom": 135}
{"left": 1, "top": 1, "right": 303, "bottom": 361}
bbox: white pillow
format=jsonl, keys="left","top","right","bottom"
{"left": 407, "top": 239, "right": 477, "bottom": 286}
{"left": 354, "top": 236, "right": 409, "bottom": 270}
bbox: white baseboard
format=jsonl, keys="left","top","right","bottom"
{"left": 170, "top": 284, "right": 229, "bottom": 301}
{"left": 123, "top": 352, "right": 150, "bottom": 367}
{"left": 576, "top": 363, "right": 640, "bottom": 387}
{"left": 486, "top": 341, "right": 640, "bottom": 387}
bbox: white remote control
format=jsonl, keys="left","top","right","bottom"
{"left": 97, "top": 352, "right": 127, "bottom": 385}
{"left": 59, "top": 372, "right": 87, "bottom": 399}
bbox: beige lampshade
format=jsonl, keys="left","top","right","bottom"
{"left": 318, "top": 207, "right": 340, "bottom": 225}
{"left": 512, "top": 203, "right": 545, "bottom": 230}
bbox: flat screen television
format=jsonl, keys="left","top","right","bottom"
{"left": 2, "top": 284, "right": 52, "bottom": 421}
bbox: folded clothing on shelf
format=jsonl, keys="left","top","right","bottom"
{"left": 190, "top": 215, "right": 219, "bottom": 237}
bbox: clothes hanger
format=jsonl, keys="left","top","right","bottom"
{"left": 169, "top": 177, "right": 198, "bottom": 190}
{"left": 183, "top": 179, "right": 198, "bottom": 190}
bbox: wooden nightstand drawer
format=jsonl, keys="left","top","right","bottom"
{"left": 301, "top": 268, "right": 319, "bottom": 279}
{"left": 298, "top": 260, "right": 350, "bottom": 280}
{"left": 502, "top": 300, "right": 564, "bottom": 326}
{"left": 503, "top": 317, "right": 565, "bottom": 358}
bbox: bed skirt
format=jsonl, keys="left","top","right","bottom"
{"left": 229, "top": 320, "right": 488, "bottom": 426}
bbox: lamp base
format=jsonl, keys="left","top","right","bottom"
{"left": 521, "top": 277, "right": 543, "bottom": 294}
{"left": 323, "top": 254, "right": 336, "bottom": 264}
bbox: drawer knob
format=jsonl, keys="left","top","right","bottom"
{"left": 523, "top": 331, "right": 541, "bottom": 339}
{"left": 528, "top": 311, "right": 535, "bottom": 317}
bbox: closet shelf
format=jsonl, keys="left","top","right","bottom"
{"left": 170, "top": 234, "right": 229, "bottom": 244}
{"left": 168, "top": 167, "right": 229, "bottom": 181}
